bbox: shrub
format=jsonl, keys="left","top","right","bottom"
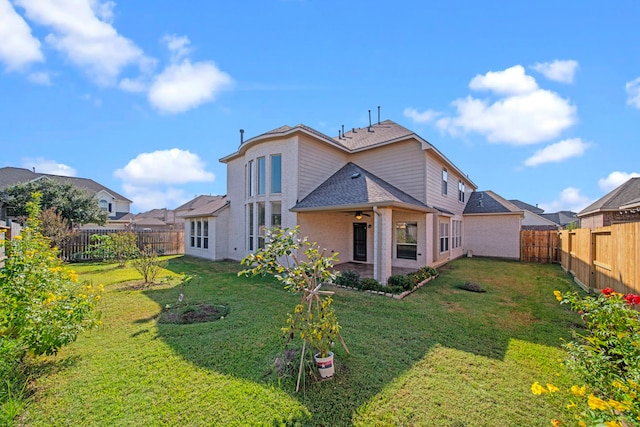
{"left": 86, "top": 232, "right": 138, "bottom": 266}
{"left": 387, "top": 286, "right": 405, "bottom": 294}
{"left": 335, "top": 270, "right": 360, "bottom": 288}
{"left": 533, "top": 288, "right": 640, "bottom": 426}
{"left": 359, "top": 278, "right": 381, "bottom": 291}
{"left": 387, "top": 274, "right": 414, "bottom": 291}
{"left": 131, "top": 246, "right": 167, "bottom": 284}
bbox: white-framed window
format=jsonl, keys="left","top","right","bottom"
{"left": 452, "top": 220, "right": 462, "bottom": 249}
{"left": 247, "top": 160, "right": 254, "bottom": 197}
{"left": 271, "top": 154, "right": 282, "bottom": 193}
{"left": 257, "top": 202, "right": 266, "bottom": 249}
{"left": 442, "top": 168, "right": 448, "bottom": 196}
{"left": 271, "top": 201, "right": 281, "bottom": 227}
{"left": 257, "top": 157, "right": 266, "bottom": 195}
{"left": 396, "top": 222, "right": 418, "bottom": 260}
{"left": 247, "top": 204, "right": 254, "bottom": 251}
{"left": 99, "top": 199, "right": 108, "bottom": 211}
{"left": 458, "top": 181, "right": 465, "bottom": 203}
{"left": 189, "top": 220, "right": 208, "bottom": 249}
{"left": 439, "top": 221, "right": 449, "bottom": 253}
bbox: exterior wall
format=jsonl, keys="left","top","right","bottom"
{"left": 184, "top": 216, "right": 216, "bottom": 260}
{"left": 391, "top": 211, "right": 428, "bottom": 269}
{"left": 351, "top": 140, "right": 426, "bottom": 203}
{"left": 522, "top": 211, "right": 557, "bottom": 227}
{"left": 463, "top": 214, "right": 522, "bottom": 259}
{"left": 297, "top": 212, "right": 350, "bottom": 262}
{"left": 214, "top": 208, "right": 230, "bottom": 260}
{"left": 580, "top": 214, "right": 605, "bottom": 230}
{"left": 95, "top": 190, "right": 130, "bottom": 218}
{"left": 425, "top": 154, "right": 469, "bottom": 215}
{"left": 297, "top": 135, "right": 348, "bottom": 200}
{"left": 224, "top": 136, "right": 301, "bottom": 261}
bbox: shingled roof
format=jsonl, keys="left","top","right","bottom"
{"left": 292, "top": 163, "right": 430, "bottom": 211}
{"left": 0, "top": 167, "right": 131, "bottom": 202}
{"left": 578, "top": 178, "right": 640, "bottom": 216}
{"left": 509, "top": 199, "right": 544, "bottom": 214}
{"left": 464, "top": 191, "right": 522, "bottom": 215}
{"left": 182, "top": 196, "right": 229, "bottom": 218}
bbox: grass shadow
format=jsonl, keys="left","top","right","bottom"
{"left": 135, "top": 256, "right": 581, "bottom": 425}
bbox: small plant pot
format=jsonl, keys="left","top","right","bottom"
{"left": 314, "top": 352, "right": 335, "bottom": 378}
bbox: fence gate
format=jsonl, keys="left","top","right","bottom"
{"left": 520, "top": 230, "right": 560, "bottom": 263}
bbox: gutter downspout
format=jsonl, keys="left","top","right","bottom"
{"left": 373, "top": 206, "right": 380, "bottom": 283}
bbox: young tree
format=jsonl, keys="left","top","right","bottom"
{"left": 39, "top": 207, "right": 77, "bottom": 249}
{"left": 0, "top": 179, "right": 108, "bottom": 228}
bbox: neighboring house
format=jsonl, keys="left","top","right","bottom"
{"left": 216, "top": 119, "right": 479, "bottom": 284}
{"left": 540, "top": 211, "right": 578, "bottom": 229}
{"left": 578, "top": 177, "right": 640, "bottom": 229}
{"left": 509, "top": 199, "right": 562, "bottom": 230}
{"left": 183, "top": 195, "right": 229, "bottom": 260}
{"left": 127, "top": 208, "right": 180, "bottom": 231}
{"left": 464, "top": 191, "right": 524, "bottom": 259}
{"left": 0, "top": 166, "right": 132, "bottom": 226}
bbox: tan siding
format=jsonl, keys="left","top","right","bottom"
{"left": 426, "top": 154, "right": 469, "bottom": 215}
{"left": 297, "top": 136, "right": 348, "bottom": 200}
{"left": 351, "top": 140, "right": 426, "bottom": 203}
{"left": 463, "top": 214, "right": 521, "bottom": 259}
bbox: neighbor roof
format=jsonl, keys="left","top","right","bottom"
{"left": 292, "top": 162, "right": 432, "bottom": 212}
{"left": 0, "top": 167, "right": 131, "bottom": 202}
{"left": 182, "top": 196, "right": 229, "bottom": 218}
{"left": 509, "top": 199, "right": 544, "bottom": 214}
{"left": 541, "top": 211, "right": 578, "bottom": 226}
{"left": 464, "top": 191, "right": 523, "bottom": 215}
{"left": 578, "top": 178, "right": 640, "bottom": 216}
{"left": 175, "top": 195, "right": 228, "bottom": 214}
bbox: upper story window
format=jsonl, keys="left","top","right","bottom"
{"left": 99, "top": 199, "right": 108, "bottom": 210}
{"left": 257, "top": 157, "right": 266, "bottom": 195}
{"left": 458, "top": 181, "right": 465, "bottom": 203}
{"left": 247, "top": 160, "right": 254, "bottom": 197}
{"left": 271, "top": 155, "right": 282, "bottom": 193}
{"left": 442, "top": 168, "right": 448, "bottom": 196}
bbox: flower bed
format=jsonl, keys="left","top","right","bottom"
{"left": 333, "top": 266, "right": 438, "bottom": 299}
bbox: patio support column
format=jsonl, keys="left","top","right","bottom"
{"left": 376, "top": 207, "right": 393, "bottom": 285}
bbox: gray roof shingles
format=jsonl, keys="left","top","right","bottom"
{"left": 293, "top": 163, "right": 429, "bottom": 211}
{"left": 579, "top": 177, "right": 640, "bottom": 215}
{"left": 464, "top": 191, "right": 513, "bottom": 214}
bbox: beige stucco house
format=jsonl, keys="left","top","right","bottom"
{"left": 208, "top": 119, "right": 484, "bottom": 284}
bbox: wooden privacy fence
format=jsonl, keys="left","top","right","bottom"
{"left": 558, "top": 223, "right": 640, "bottom": 295}
{"left": 60, "top": 230, "right": 184, "bottom": 261}
{"left": 520, "top": 230, "right": 560, "bottom": 263}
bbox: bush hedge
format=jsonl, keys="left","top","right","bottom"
{"left": 334, "top": 266, "right": 437, "bottom": 295}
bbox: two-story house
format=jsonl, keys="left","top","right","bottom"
{"left": 216, "top": 119, "right": 478, "bottom": 284}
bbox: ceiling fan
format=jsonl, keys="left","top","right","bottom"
{"left": 344, "top": 211, "right": 371, "bottom": 220}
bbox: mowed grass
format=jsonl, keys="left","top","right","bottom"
{"left": 19, "top": 256, "right": 581, "bottom": 426}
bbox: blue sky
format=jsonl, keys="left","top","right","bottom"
{"left": 1, "top": 1, "right": 639, "bottom": 213}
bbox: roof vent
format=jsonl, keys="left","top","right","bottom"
{"left": 351, "top": 172, "right": 361, "bottom": 179}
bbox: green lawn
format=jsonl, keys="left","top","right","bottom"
{"left": 19, "top": 256, "right": 581, "bottom": 426}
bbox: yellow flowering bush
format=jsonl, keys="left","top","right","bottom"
{"left": 0, "top": 193, "right": 101, "bottom": 357}
{"left": 532, "top": 289, "right": 640, "bottom": 426}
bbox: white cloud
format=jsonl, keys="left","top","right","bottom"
{"left": 28, "top": 71, "right": 51, "bottom": 85}
{"left": 0, "top": 0, "right": 44, "bottom": 70}
{"left": 163, "top": 34, "right": 191, "bottom": 62}
{"left": 435, "top": 89, "right": 577, "bottom": 145}
{"left": 22, "top": 158, "right": 77, "bottom": 176}
{"left": 118, "top": 77, "right": 147, "bottom": 93}
{"left": 402, "top": 108, "right": 440, "bottom": 123}
{"left": 121, "top": 184, "right": 189, "bottom": 212}
{"left": 148, "top": 60, "right": 232, "bottom": 114}
{"left": 524, "top": 138, "right": 589, "bottom": 167}
{"left": 539, "top": 187, "right": 592, "bottom": 213}
{"left": 626, "top": 78, "right": 640, "bottom": 109}
{"left": 532, "top": 60, "right": 579, "bottom": 84}
{"left": 468, "top": 65, "right": 538, "bottom": 95}
{"left": 15, "top": 0, "right": 151, "bottom": 85}
{"left": 598, "top": 171, "right": 640, "bottom": 192}
{"left": 114, "top": 148, "right": 215, "bottom": 185}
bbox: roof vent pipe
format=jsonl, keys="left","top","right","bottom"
{"left": 353, "top": 127, "right": 356, "bottom": 133}
{"left": 342, "top": 124, "right": 345, "bottom": 137}
{"left": 338, "top": 129, "right": 342, "bottom": 139}
{"left": 368, "top": 109, "right": 372, "bottom": 131}
{"left": 240, "top": 129, "right": 244, "bottom": 144}
{"left": 378, "top": 106, "right": 381, "bottom": 124}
